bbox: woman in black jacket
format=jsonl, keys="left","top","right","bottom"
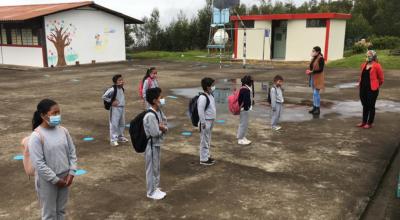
{"left": 237, "top": 75, "right": 254, "bottom": 145}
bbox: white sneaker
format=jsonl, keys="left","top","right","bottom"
{"left": 243, "top": 137, "right": 252, "bottom": 144}
{"left": 110, "top": 141, "right": 119, "bottom": 147}
{"left": 272, "top": 126, "right": 282, "bottom": 131}
{"left": 238, "top": 139, "right": 251, "bottom": 145}
{"left": 147, "top": 190, "right": 165, "bottom": 200}
{"left": 155, "top": 188, "right": 166, "bottom": 198}
{"left": 118, "top": 137, "right": 129, "bottom": 143}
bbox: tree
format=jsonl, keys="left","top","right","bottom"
{"left": 125, "top": 24, "right": 135, "bottom": 48}
{"left": 372, "top": 0, "right": 400, "bottom": 37}
{"left": 345, "top": 13, "right": 373, "bottom": 46}
{"left": 147, "top": 8, "right": 162, "bottom": 50}
{"left": 46, "top": 21, "right": 76, "bottom": 66}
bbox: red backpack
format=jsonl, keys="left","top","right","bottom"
{"left": 138, "top": 77, "right": 153, "bottom": 99}
{"left": 228, "top": 86, "right": 247, "bottom": 115}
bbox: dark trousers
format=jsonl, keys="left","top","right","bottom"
{"left": 360, "top": 88, "right": 379, "bottom": 124}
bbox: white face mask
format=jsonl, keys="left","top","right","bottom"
{"left": 211, "top": 86, "right": 216, "bottom": 92}
{"left": 160, "top": 98, "right": 166, "bottom": 106}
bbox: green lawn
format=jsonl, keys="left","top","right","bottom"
{"left": 129, "top": 50, "right": 400, "bottom": 70}
{"left": 328, "top": 50, "right": 400, "bottom": 70}
{"left": 128, "top": 50, "right": 220, "bottom": 63}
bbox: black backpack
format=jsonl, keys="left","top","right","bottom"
{"left": 188, "top": 93, "right": 210, "bottom": 127}
{"left": 103, "top": 85, "right": 124, "bottom": 110}
{"left": 103, "top": 85, "right": 117, "bottom": 110}
{"left": 129, "top": 110, "right": 159, "bottom": 153}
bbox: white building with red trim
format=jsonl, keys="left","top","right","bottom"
{"left": 231, "top": 13, "right": 351, "bottom": 61}
{"left": 0, "top": 1, "right": 142, "bottom": 67}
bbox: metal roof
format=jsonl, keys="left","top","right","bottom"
{"left": 0, "top": 1, "right": 143, "bottom": 24}
{"left": 230, "top": 13, "right": 352, "bottom": 21}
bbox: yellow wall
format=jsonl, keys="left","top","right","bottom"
{"left": 328, "top": 20, "right": 346, "bottom": 61}
{"left": 237, "top": 20, "right": 272, "bottom": 60}
{"left": 285, "top": 20, "right": 326, "bottom": 61}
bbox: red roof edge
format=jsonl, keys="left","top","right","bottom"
{"left": 230, "top": 13, "right": 352, "bottom": 21}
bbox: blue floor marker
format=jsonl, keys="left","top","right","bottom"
{"left": 83, "top": 136, "right": 94, "bottom": 142}
{"left": 75, "top": 169, "right": 87, "bottom": 176}
{"left": 167, "top": 96, "right": 178, "bottom": 99}
{"left": 13, "top": 155, "right": 24, "bottom": 160}
{"left": 181, "top": 131, "right": 192, "bottom": 137}
{"left": 216, "top": 119, "right": 226, "bottom": 124}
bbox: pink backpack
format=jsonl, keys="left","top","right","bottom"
{"left": 20, "top": 128, "right": 44, "bottom": 177}
{"left": 228, "top": 86, "right": 247, "bottom": 115}
{"left": 138, "top": 77, "right": 153, "bottom": 99}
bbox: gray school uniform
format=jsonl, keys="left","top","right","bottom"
{"left": 102, "top": 86, "right": 126, "bottom": 142}
{"left": 270, "top": 86, "right": 284, "bottom": 127}
{"left": 143, "top": 108, "right": 167, "bottom": 196}
{"left": 197, "top": 93, "right": 216, "bottom": 162}
{"left": 28, "top": 126, "right": 77, "bottom": 220}
{"left": 142, "top": 78, "right": 159, "bottom": 109}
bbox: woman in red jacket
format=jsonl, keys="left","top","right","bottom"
{"left": 357, "top": 50, "right": 384, "bottom": 129}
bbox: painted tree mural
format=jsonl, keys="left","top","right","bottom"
{"left": 46, "top": 20, "right": 77, "bottom": 66}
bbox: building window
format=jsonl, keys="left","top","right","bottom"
{"left": 240, "top": 20, "right": 255, "bottom": 28}
{"left": 306, "top": 19, "right": 326, "bottom": 28}
{"left": 11, "top": 29, "right": 22, "bottom": 45}
{"left": 1, "top": 28, "right": 6, "bottom": 44}
{"left": 1, "top": 27, "right": 40, "bottom": 46}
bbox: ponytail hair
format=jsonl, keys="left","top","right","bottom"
{"left": 142, "top": 67, "right": 156, "bottom": 84}
{"left": 241, "top": 75, "right": 255, "bottom": 98}
{"left": 32, "top": 99, "right": 57, "bottom": 130}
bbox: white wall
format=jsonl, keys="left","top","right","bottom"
{"left": 0, "top": 46, "right": 43, "bottom": 67}
{"left": 237, "top": 20, "right": 272, "bottom": 60}
{"left": 328, "top": 19, "right": 346, "bottom": 61}
{"left": 44, "top": 7, "right": 125, "bottom": 66}
{"left": 285, "top": 20, "right": 326, "bottom": 61}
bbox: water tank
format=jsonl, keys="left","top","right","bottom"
{"left": 213, "top": 29, "right": 229, "bottom": 45}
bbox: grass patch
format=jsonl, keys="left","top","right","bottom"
{"left": 328, "top": 50, "right": 400, "bottom": 70}
{"left": 128, "top": 50, "right": 221, "bottom": 63}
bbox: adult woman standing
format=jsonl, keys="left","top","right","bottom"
{"left": 306, "top": 46, "right": 325, "bottom": 115}
{"left": 357, "top": 50, "right": 384, "bottom": 129}
{"left": 29, "top": 99, "right": 78, "bottom": 219}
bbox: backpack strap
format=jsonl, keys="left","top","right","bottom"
{"left": 146, "top": 109, "right": 160, "bottom": 123}
{"left": 200, "top": 93, "right": 210, "bottom": 111}
{"left": 110, "top": 85, "right": 118, "bottom": 103}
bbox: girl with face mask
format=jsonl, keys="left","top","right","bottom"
{"left": 306, "top": 46, "right": 325, "bottom": 115}
{"left": 237, "top": 75, "right": 254, "bottom": 145}
{"left": 142, "top": 67, "right": 160, "bottom": 109}
{"left": 29, "top": 99, "right": 78, "bottom": 220}
{"left": 357, "top": 50, "right": 384, "bottom": 129}
{"left": 143, "top": 88, "right": 168, "bottom": 200}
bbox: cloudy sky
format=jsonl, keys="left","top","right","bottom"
{"left": 0, "top": 0, "right": 308, "bottom": 25}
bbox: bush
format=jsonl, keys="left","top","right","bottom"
{"left": 369, "top": 36, "right": 400, "bottom": 50}
{"left": 352, "top": 39, "right": 372, "bottom": 54}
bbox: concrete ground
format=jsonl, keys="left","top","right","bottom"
{"left": 0, "top": 60, "right": 399, "bottom": 220}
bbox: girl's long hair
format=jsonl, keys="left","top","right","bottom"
{"left": 32, "top": 99, "right": 57, "bottom": 130}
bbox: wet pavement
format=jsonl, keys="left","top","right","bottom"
{"left": 0, "top": 60, "right": 399, "bottom": 219}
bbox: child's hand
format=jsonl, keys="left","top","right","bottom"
{"left": 112, "top": 100, "right": 119, "bottom": 106}
{"left": 272, "top": 107, "right": 276, "bottom": 112}
{"left": 305, "top": 70, "right": 312, "bottom": 75}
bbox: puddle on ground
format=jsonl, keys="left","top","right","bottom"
{"left": 335, "top": 82, "right": 358, "bottom": 89}
{"left": 171, "top": 79, "right": 400, "bottom": 123}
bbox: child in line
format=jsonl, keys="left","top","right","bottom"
{"left": 197, "top": 77, "right": 217, "bottom": 165}
{"left": 29, "top": 99, "right": 78, "bottom": 219}
{"left": 142, "top": 67, "right": 159, "bottom": 109}
{"left": 102, "top": 74, "right": 128, "bottom": 147}
{"left": 144, "top": 87, "right": 168, "bottom": 200}
{"left": 270, "top": 75, "right": 284, "bottom": 131}
{"left": 237, "top": 75, "right": 254, "bottom": 145}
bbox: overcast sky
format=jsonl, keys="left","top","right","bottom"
{"left": 0, "top": 0, "right": 308, "bottom": 25}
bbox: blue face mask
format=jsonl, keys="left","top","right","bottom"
{"left": 48, "top": 115, "right": 62, "bottom": 127}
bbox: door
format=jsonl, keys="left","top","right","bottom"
{"left": 272, "top": 20, "right": 287, "bottom": 59}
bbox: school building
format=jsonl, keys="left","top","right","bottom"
{"left": 0, "top": 1, "right": 143, "bottom": 67}
{"left": 230, "top": 13, "right": 351, "bottom": 61}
